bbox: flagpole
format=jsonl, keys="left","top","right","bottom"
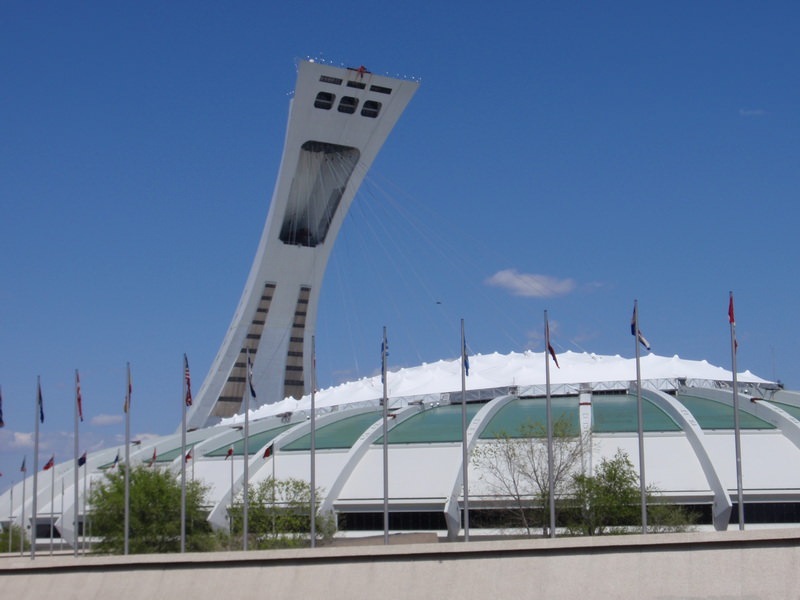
{"left": 460, "top": 319, "right": 470, "bottom": 542}
{"left": 730, "top": 291, "right": 745, "bottom": 530}
{"left": 310, "top": 335, "right": 317, "bottom": 548}
{"left": 73, "top": 370, "right": 80, "bottom": 556}
{"left": 180, "top": 355, "right": 188, "bottom": 553}
{"left": 124, "top": 362, "right": 131, "bottom": 555}
{"left": 21, "top": 459, "right": 26, "bottom": 556}
{"left": 382, "top": 326, "right": 389, "bottom": 545}
{"left": 633, "top": 300, "right": 648, "bottom": 534}
{"left": 32, "top": 377, "right": 41, "bottom": 560}
{"left": 8, "top": 487, "right": 13, "bottom": 553}
{"left": 544, "top": 311, "right": 556, "bottom": 538}
{"left": 82, "top": 462, "right": 87, "bottom": 554}
{"left": 243, "top": 349, "right": 252, "bottom": 551}
{"left": 49, "top": 466, "right": 55, "bottom": 555}
{"left": 229, "top": 446, "right": 234, "bottom": 537}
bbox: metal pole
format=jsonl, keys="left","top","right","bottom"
{"left": 545, "top": 311, "right": 556, "bottom": 538}
{"left": 49, "top": 466, "right": 54, "bottom": 555}
{"left": 730, "top": 291, "right": 745, "bottom": 530}
{"left": 633, "top": 300, "right": 648, "bottom": 534}
{"left": 382, "top": 326, "right": 389, "bottom": 545}
{"left": 124, "top": 363, "right": 131, "bottom": 555}
{"left": 82, "top": 464, "right": 87, "bottom": 554}
{"left": 32, "top": 377, "right": 41, "bottom": 560}
{"left": 460, "top": 319, "right": 470, "bottom": 542}
{"left": 21, "top": 461, "right": 26, "bottom": 556}
{"left": 73, "top": 370, "right": 80, "bottom": 556}
{"left": 310, "top": 335, "right": 317, "bottom": 548}
{"left": 181, "top": 355, "right": 187, "bottom": 553}
{"left": 243, "top": 350, "right": 252, "bottom": 550}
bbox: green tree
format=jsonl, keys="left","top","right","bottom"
{"left": 472, "top": 416, "right": 587, "bottom": 536}
{"left": 0, "top": 523, "right": 29, "bottom": 552}
{"left": 88, "top": 465, "right": 216, "bottom": 554}
{"left": 566, "top": 449, "right": 696, "bottom": 535}
{"left": 228, "top": 477, "right": 335, "bottom": 549}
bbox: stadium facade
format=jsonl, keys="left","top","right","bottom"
{"left": 3, "top": 61, "right": 800, "bottom": 549}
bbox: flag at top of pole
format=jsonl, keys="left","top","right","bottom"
{"left": 381, "top": 337, "right": 389, "bottom": 384}
{"left": 631, "top": 303, "right": 651, "bottom": 351}
{"left": 123, "top": 365, "right": 132, "bottom": 413}
{"left": 545, "top": 316, "right": 560, "bottom": 369}
{"left": 184, "top": 354, "right": 193, "bottom": 407}
{"left": 0, "top": 385, "right": 4, "bottom": 428}
{"left": 76, "top": 371, "right": 84, "bottom": 422}
{"left": 247, "top": 353, "right": 257, "bottom": 399}
{"left": 729, "top": 292, "right": 738, "bottom": 352}
{"left": 37, "top": 379, "right": 44, "bottom": 423}
{"left": 462, "top": 332, "right": 470, "bottom": 377}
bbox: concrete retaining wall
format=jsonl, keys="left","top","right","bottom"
{"left": 3, "top": 529, "right": 800, "bottom": 599}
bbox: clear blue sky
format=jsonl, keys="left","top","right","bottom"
{"left": 2, "top": 1, "right": 799, "bottom": 491}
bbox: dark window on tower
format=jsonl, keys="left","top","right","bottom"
{"left": 361, "top": 100, "right": 381, "bottom": 118}
{"left": 338, "top": 96, "right": 358, "bottom": 114}
{"left": 314, "top": 91, "right": 335, "bottom": 110}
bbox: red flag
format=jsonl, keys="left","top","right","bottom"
{"left": 224, "top": 447, "right": 234, "bottom": 460}
{"left": 20, "top": 457, "right": 26, "bottom": 472}
{"left": 185, "top": 449, "right": 192, "bottom": 463}
{"left": 263, "top": 443, "right": 273, "bottom": 459}
{"left": 43, "top": 455, "right": 55, "bottom": 471}
{"left": 728, "top": 293, "right": 735, "bottom": 324}
{"left": 149, "top": 448, "right": 157, "bottom": 467}
{"left": 184, "top": 354, "right": 192, "bottom": 407}
{"left": 76, "top": 371, "right": 84, "bottom": 422}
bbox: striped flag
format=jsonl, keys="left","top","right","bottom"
{"left": 20, "top": 457, "right": 26, "bottom": 472}
{"left": 263, "top": 443, "right": 273, "bottom": 459}
{"left": 78, "top": 452, "right": 87, "bottom": 467}
{"left": 184, "top": 354, "right": 193, "bottom": 407}
{"left": 43, "top": 455, "right": 55, "bottom": 471}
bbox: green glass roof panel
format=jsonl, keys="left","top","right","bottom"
{"left": 374, "top": 404, "right": 484, "bottom": 444}
{"left": 153, "top": 442, "right": 197, "bottom": 463}
{"left": 479, "top": 397, "right": 580, "bottom": 439}
{"left": 282, "top": 410, "right": 383, "bottom": 451}
{"left": 205, "top": 423, "right": 295, "bottom": 457}
{"left": 677, "top": 394, "right": 776, "bottom": 430}
{"left": 592, "top": 394, "right": 682, "bottom": 433}
{"left": 764, "top": 400, "right": 800, "bottom": 422}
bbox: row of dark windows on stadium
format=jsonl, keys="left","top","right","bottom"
{"left": 32, "top": 502, "right": 800, "bottom": 539}
{"left": 338, "top": 503, "right": 800, "bottom": 531}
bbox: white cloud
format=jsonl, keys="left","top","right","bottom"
{"left": 485, "top": 269, "right": 576, "bottom": 298}
{"left": 91, "top": 414, "right": 123, "bottom": 427}
{"left": 9, "top": 431, "right": 34, "bottom": 449}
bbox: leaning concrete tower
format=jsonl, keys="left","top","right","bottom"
{"left": 186, "top": 61, "right": 419, "bottom": 429}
